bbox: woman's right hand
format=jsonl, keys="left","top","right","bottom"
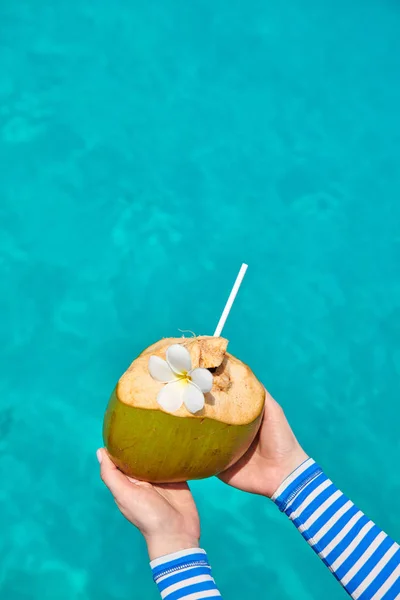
{"left": 218, "top": 389, "right": 308, "bottom": 497}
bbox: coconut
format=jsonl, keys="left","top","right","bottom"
{"left": 103, "top": 335, "right": 265, "bottom": 482}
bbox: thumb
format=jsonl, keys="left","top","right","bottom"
{"left": 97, "top": 448, "right": 130, "bottom": 499}
{"left": 263, "top": 386, "right": 286, "bottom": 419}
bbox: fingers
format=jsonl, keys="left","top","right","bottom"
{"left": 97, "top": 448, "right": 132, "bottom": 498}
{"left": 154, "top": 481, "right": 194, "bottom": 507}
{"left": 156, "top": 482, "right": 190, "bottom": 493}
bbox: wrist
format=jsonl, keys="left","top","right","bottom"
{"left": 264, "top": 447, "right": 309, "bottom": 498}
{"left": 145, "top": 533, "right": 200, "bottom": 561}
{"left": 269, "top": 451, "right": 311, "bottom": 503}
{"left": 271, "top": 457, "right": 321, "bottom": 511}
{"left": 276, "top": 448, "right": 309, "bottom": 489}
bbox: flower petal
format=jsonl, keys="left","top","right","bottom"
{"left": 190, "top": 368, "right": 213, "bottom": 393}
{"left": 166, "top": 344, "right": 192, "bottom": 375}
{"left": 157, "top": 381, "right": 184, "bottom": 413}
{"left": 148, "top": 356, "right": 178, "bottom": 382}
{"left": 183, "top": 382, "right": 205, "bottom": 414}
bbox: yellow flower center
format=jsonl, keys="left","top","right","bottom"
{"left": 179, "top": 371, "right": 191, "bottom": 383}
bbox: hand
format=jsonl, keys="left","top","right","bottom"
{"left": 218, "top": 389, "right": 308, "bottom": 497}
{"left": 97, "top": 448, "right": 200, "bottom": 560}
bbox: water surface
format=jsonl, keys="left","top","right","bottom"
{"left": 1, "top": 1, "right": 400, "bottom": 598}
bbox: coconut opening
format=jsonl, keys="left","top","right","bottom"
{"left": 210, "top": 356, "right": 232, "bottom": 392}
{"left": 194, "top": 337, "right": 232, "bottom": 393}
{"left": 197, "top": 336, "right": 228, "bottom": 369}
{"left": 117, "top": 334, "right": 265, "bottom": 426}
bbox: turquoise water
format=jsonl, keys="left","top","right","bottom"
{"left": 1, "top": 0, "right": 400, "bottom": 598}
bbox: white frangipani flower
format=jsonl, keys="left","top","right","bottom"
{"left": 148, "top": 344, "right": 213, "bottom": 414}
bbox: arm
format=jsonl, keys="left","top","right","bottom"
{"left": 219, "top": 391, "right": 400, "bottom": 599}
{"left": 97, "top": 449, "right": 221, "bottom": 599}
{"left": 151, "top": 548, "right": 221, "bottom": 598}
{"left": 273, "top": 458, "right": 400, "bottom": 599}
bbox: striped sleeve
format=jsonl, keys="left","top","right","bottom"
{"left": 150, "top": 548, "right": 222, "bottom": 599}
{"left": 272, "top": 458, "right": 400, "bottom": 599}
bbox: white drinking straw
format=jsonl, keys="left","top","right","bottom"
{"left": 213, "top": 263, "right": 248, "bottom": 337}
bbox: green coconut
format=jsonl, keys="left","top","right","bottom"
{"left": 103, "top": 336, "right": 265, "bottom": 483}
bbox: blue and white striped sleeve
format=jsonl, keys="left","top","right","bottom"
{"left": 272, "top": 458, "right": 400, "bottom": 599}
{"left": 150, "top": 548, "right": 222, "bottom": 599}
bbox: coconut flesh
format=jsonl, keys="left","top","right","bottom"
{"left": 103, "top": 336, "right": 265, "bottom": 483}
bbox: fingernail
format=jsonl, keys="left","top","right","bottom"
{"left": 96, "top": 449, "right": 103, "bottom": 464}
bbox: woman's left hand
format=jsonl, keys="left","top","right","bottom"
{"left": 97, "top": 448, "right": 200, "bottom": 560}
